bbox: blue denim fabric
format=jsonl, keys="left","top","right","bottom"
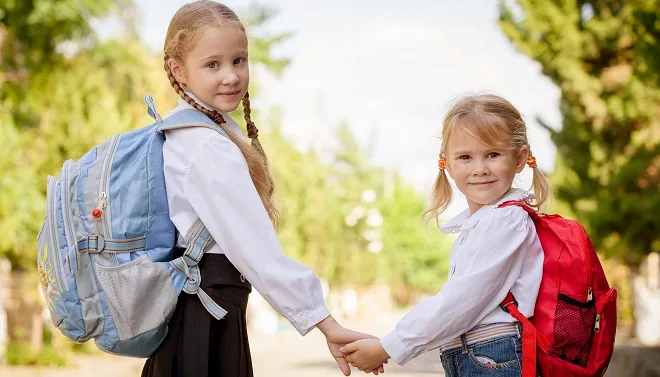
{"left": 440, "top": 334, "right": 522, "bottom": 377}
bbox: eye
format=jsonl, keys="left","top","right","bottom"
{"left": 458, "top": 155, "right": 471, "bottom": 160}
{"left": 233, "top": 56, "right": 246, "bottom": 65}
{"left": 487, "top": 152, "right": 500, "bottom": 158}
{"left": 205, "top": 61, "right": 219, "bottom": 69}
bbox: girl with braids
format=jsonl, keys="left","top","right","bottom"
{"left": 142, "top": 2, "right": 384, "bottom": 377}
{"left": 341, "top": 94, "right": 551, "bottom": 377}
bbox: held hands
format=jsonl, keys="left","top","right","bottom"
{"left": 316, "top": 316, "right": 387, "bottom": 375}
{"left": 341, "top": 339, "right": 391, "bottom": 373}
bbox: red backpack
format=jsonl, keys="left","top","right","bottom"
{"left": 498, "top": 201, "right": 617, "bottom": 377}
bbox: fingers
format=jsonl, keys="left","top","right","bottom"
{"left": 371, "top": 366, "right": 384, "bottom": 375}
{"left": 340, "top": 341, "right": 360, "bottom": 354}
{"left": 329, "top": 326, "right": 379, "bottom": 344}
{"left": 356, "top": 331, "right": 379, "bottom": 340}
{"left": 334, "top": 356, "right": 352, "bottom": 376}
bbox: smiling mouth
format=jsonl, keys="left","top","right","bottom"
{"left": 219, "top": 91, "right": 240, "bottom": 96}
{"left": 469, "top": 181, "right": 496, "bottom": 186}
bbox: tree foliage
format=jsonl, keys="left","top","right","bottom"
{"left": 499, "top": 0, "right": 660, "bottom": 261}
{"left": 0, "top": 1, "right": 451, "bottom": 295}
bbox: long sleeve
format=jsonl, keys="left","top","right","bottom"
{"left": 381, "top": 206, "right": 535, "bottom": 365}
{"left": 183, "top": 133, "right": 330, "bottom": 335}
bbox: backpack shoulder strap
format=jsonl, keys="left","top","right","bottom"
{"left": 498, "top": 200, "right": 543, "bottom": 222}
{"left": 156, "top": 109, "right": 227, "bottom": 135}
{"left": 143, "top": 94, "right": 227, "bottom": 135}
{"left": 499, "top": 201, "right": 550, "bottom": 377}
{"left": 145, "top": 95, "right": 228, "bottom": 319}
{"left": 169, "top": 218, "right": 227, "bottom": 320}
{"left": 144, "top": 94, "right": 163, "bottom": 122}
{"left": 500, "top": 292, "right": 549, "bottom": 377}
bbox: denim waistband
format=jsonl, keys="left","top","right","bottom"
{"left": 440, "top": 322, "right": 520, "bottom": 353}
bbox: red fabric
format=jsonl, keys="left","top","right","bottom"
{"left": 498, "top": 201, "right": 617, "bottom": 377}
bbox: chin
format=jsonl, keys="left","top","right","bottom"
{"left": 212, "top": 101, "right": 241, "bottom": 113}
{"left": 468, "top": 194, "right": 498, "bottom": 207}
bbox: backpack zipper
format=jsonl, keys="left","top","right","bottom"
{"left": 577, "top": 224, "right": 594, "bottom": 301}
{"left": 594, "top": 287, "right": 617, "bottom": 333}
{"left": 61, "top": 161, "right": 77, "bottom": 274}
{"left": 47, "top": 177, "right": 68, "bottom": 292}
{"left": 98, "top": 135, "right": 121, "bottom": 238}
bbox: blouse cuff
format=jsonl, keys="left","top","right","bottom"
{"left": 380, "top": 329, "right": 414, "bottom": 365}
{"left": 290, "top": 304, "right": 331, "bottom": 336}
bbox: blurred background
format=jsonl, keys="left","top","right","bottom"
{"left": 0, "top": 0, "right": 658, "bottom": 376}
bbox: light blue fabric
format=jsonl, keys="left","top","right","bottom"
{"left": 37, "top": 95, "right": 226, "bottom": 357}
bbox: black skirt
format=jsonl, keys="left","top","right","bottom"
{"left": 142, "top": 250, "right": 253, "bottom": 377}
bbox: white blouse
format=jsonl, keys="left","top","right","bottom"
{"left": 161, "top": 97, "right": 330, "bottom": 335}
{"left": 380, "top": 188, "right": 544, "bottom": 365}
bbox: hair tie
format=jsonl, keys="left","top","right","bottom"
{"left": 527, "top": 155, "right": 537, "bottom": 168}
{"left": 246, "top": 122, "right": 259, "bottom": 139}
{"left": 438, "top": 156, "right": 446, "bottom": 170}
{"left": 209, "top": 110, "right": 225, "bottom": 124}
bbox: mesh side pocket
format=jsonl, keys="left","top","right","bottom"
{"left": 548, "top": 293, "right": 596, "bottom": 367}
{"left": 95, "top": 255, "right": 177, "bottom": 341}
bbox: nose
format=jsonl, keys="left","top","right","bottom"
{"left": 472, "top": 160, "right": 490, "bottom": 176}
{"left": 220, "top": 67, "right": 240, "bottom": 86}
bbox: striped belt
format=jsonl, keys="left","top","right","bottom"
{"left": 440, "top": 322, "right": 520, "bottom": 353}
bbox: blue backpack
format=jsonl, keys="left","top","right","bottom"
{"left": 37, "top": 95, "right": 227, "bottom": 357}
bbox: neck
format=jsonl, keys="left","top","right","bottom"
{"left": 183, "top": 91, "right": 217, "bottom": 113}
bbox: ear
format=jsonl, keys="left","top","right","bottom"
{"left": 515, "top": 145, "right": 529, "bottom": 173}
{"left": 443, "top": 154, "right": 455, "bottom": 179}
{"left": 167, "top": 58, "right": 188, "bottom": 87}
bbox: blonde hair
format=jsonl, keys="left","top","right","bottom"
{"left": 423, "top": 94, "right": 552, "bottom": 224}
{"left": 164, "top": 0, "right": 279, "bottom": 228}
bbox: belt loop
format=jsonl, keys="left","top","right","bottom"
{"left": 515, "top": 321, "right": 522, "bottom": 339}
{"left": 460, "top": 334, "right": 468, "bottom": 354}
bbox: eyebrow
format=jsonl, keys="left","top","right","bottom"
{"left": 451, "top": 148, "right": 505, "bottom": 156}
{"left": 200, "top": 50, "right": 248, "bottom": 61}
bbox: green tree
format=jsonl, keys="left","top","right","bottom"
{"left": 1, "top": 0, "right": 453, "bottom": 303}
{"left": 324, "top": 123, "right": 451, "bottom": 293}
{"left": 499, "top": 0, "right": 660, "bottom": 262}
{"left": 1, "top": 0, "right": 117, "bottom": 269}
{"left": 0, "top": 2, "right": 298, "bottom": 270}
{"left": 0, "top": 0, "right": 114, "bottom": 106}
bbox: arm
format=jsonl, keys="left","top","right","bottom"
{"left": 184, "top": 135, "right": 385, "bottom": 375}
{"left": 184, "top": 134, "right": 329, "bottom": 335}
{"left": 317, "top": 317, "right": 386, "bottom": 375}
{"left": 379, "top": 207, "right": 534, "bottom": 365}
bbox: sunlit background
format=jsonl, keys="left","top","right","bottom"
{"left": 1, "top": 1, "right": 658, "bottom": 376}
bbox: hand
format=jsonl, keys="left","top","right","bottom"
{"left": 316, "top": 316, "right": 386, "bottom": 376}
{"left": 342, "top": 339, "right": 391, "bottom": 373}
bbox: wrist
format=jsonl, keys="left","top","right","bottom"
{"left": 315, "top": 315, "right": 337, "bottom": 336}
{"left": 378, "top": 342, "right": 390, "bottom": 360}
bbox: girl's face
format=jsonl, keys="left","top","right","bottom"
{"left": 445, "top": 128, "right": 528, "bottom": 214}
{"left": 170, "top": 25, "right": 249, "bottom": 113}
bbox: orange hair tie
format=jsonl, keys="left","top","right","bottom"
{"left": 438, "top": 157, "right": 446, "bottom": 170}
{"left": 527, "top": 155, "right": 537, "bottom": 168}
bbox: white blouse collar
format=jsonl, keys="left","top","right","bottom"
{"left": 174, "top": 92, "right": 215, "bottom": 113}
{"left": 169, "top": 92, "right": 244, "bottom": 138}
{"left": 440, "top": 188, "right": 533, "bottom": 234}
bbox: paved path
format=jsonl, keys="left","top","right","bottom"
{"left": 1, "top": 311, "right": 443, "bottom": 377}
{"left": 3, "top": 311, "right": 658, "bottom": 377}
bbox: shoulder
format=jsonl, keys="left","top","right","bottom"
{"left": 476, "top": 204, "right": 533, "bottom": 235}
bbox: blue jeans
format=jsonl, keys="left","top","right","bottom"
{"left": 440, "top": 334, "right": 522, "bottom": 377}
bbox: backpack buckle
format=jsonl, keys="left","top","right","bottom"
{"left": 77, "top": 235, "right": 105, "bottom": 253}
{"left": 499, "top": 292, "right": 518, "bottom": 313}
{"left": 500, "top": 299, "right": 518, "bottom": 313}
